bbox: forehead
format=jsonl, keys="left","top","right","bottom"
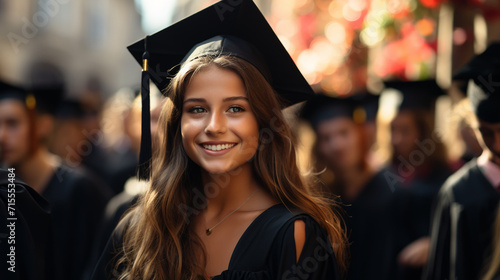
{"left": 0, "top": 99, "right": 28, "bottom": 118}
{"left": 478, "top": 120, "right": 500, "bottom": 132}
{"left": 316, "top": 117, "right": 355, "bottom": 134}
{"left": 184, "top": 65, "right": 246, "bottom": 99}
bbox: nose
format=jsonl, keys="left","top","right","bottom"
{"left": 204, "top": 111, "right": 227, "bottom": 135}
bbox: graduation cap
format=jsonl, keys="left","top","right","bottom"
{"left": 127, "top": 0, "right": 314, "bottom": 180}
{"left": 300, "top": 94, "right": 366, "bottom": 129}
{"left": 383, "top": 80, "right": 445, "bottom": 112}
{"left": 0, "top": 80, "right": 30, "bottom": 106}
{"left": 453, "top": 42, "right": 500, "bottom": 123}
{"left": 351, "top": 91, "right": 380, "bottom": 122}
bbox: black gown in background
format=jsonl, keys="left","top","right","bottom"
{"left": 342, "top": 170, "right": 398, "bottom": 280}
{"left": 423, "top": 160, "right": 500, "bottom": 280}
{"left": 42, "top": 164, "right": 112, "bottom": 280}
{"left": 0, "top": 169, "right": 54, "bottom": 280}
{"left": 390, "top": 165, "right": 452, "bottom": 279}
{"left": 92, "top": 204, "right": 341, "bottom": 280}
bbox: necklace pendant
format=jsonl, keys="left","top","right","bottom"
{"left": 206, "top": 228, "right": 212, "bottom": 236}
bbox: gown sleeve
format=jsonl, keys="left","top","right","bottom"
{"left": 269, "top": 214, "right": 341, "bottom": 280}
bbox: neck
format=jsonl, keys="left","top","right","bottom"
{"left": 15, "top": 148, "right": 57, "bottom": 194}
{"left": 201, "top": 163, "right": 260, "bottom": 217}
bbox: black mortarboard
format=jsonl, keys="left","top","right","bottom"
{"left": 0, "top": 80, "right": 64, "bottom": 116}
{"left": 0, "top": 80, "right": 28, "bottom": 104}
{"left": 28, "top": 85, "right": 64, "bottom": 116}
{"left": 128, "top": 0, "right": 314, "bottom": 179}
{"left": 300, "top": 94, "right": 365, "bottom": 129}
{"left": 453, "top": 42, "right": 500, "bottom": 123}
{"left": 351, "top": 91, "right": 380, "bottom": 122}
{"left": 383, "top": 80, "right": 445, "bottom": 111}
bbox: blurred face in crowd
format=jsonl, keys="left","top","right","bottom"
{"left": 0, "top": 99, "right": 31, "bottom": 166}
{"left": 316, "top": 117, "right": 362, "bottom": 170}
{"left": 181, "top": 65, "right": 259, "bottom": 175}
{"left": 391, "top": 110, "right": 419, "bottom": 160}
{"left": 476, "top": 120, "right": 500, "bottom": 166}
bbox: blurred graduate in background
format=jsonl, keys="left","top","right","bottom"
{"left": 0, "top": 74, "right": 112, "bottom": 279}
{"left": 382, "top": 80, "right": 453, "bottom": 279}
{"left": 301, "top": 92, "right": 397, "bottom": 280}
{"left": 424, "top": 42, "right": 500, "bottom": 280}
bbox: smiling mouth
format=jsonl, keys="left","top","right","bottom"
{"left": 201, "top": 143, "right": 237, "bottom": 151}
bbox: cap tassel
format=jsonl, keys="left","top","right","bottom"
{"left": 138, "top": 36, "right": 152, "bottom": 180}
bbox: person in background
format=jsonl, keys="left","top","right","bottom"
{"left": 301, "top": 93, "right": 397, "bottom": 280}
{"left": 0, "top": 78, "right": 112, "bottom": 280}
{"left": 383, "top": 80, "right": 453, "bottom": 279}
{"left": 0, "top": 168, "right": 54, "bottom": 280}
{"left": 424, "top": 42, "right": 500, "bottom": 280}
{"left": 50, "top": 96, "right": 134, "bottom": 195}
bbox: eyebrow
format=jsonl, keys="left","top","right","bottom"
{"left": 184, "top": 96, "right": 249, "bottom": 104}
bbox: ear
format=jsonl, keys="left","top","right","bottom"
{"left": 36, "top": 114, "right": 55, "bottom": 141}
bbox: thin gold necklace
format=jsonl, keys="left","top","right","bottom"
{"left": 205, "top": 189, "right": 258, "bottom": 236}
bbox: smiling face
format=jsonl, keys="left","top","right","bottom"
{"left": 180, "top": 65, "right": 260, "bottom": 175}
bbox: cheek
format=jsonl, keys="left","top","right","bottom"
{"left": 13, "top": 123, "right": 30, "bottom": 147}
{"left": 239, "top": 120, "right": 260, "bottom": 155}
{"left": 180, "top": 118, "right": 196, "bottom": 148}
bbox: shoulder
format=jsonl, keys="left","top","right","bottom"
{"left": 269, "top": 210, "right": 340, "bottom": 279}
{"left": 439, "top": 160, "right": 491, "bottom": 203}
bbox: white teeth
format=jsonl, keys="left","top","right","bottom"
{"left": 203, "top": 143, "right": 235, "bottom": 151}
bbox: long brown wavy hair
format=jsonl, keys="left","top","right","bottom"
{"left": 115, "top": 55, "right": 348, "bottom": 280}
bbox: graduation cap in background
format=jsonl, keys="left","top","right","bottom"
{"left": 0, "top": 79, "right": 63, "bottom": 115}
{"left": 127, "top": 0, "right": 315, "bottom": 180}
{"left": 383, "top": 80, "right": 445, "bottom": 112}
{"left": 300, "top": 94, "right": 366, "bottom": 129}
{"left": 0, "top": 80, "right": 30, "bottom": 105}
{"left": 351, "top": 91, "right": 380, "bottom": 122}
{"left": 452, "top": 42, "right": 500, "bottom": 123}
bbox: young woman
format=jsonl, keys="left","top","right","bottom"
{"left": 92, "top": 1, "right": 347, "bottom": 279}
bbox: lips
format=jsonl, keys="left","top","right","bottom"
{"left": 198, "top": 142, "right": 238, "bottom": 155}
{"left": 202, "top": 143, "right": 236, "bottom": 151}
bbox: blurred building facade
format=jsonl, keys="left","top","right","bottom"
{"left": 0, "top": 0, "right": 145, "bottom": 98}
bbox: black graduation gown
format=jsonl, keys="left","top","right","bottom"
{"left": 423, "top": 160, "right": 500, "bottom": 280}
{"left": 42, "top": 165, "right": 112, "bottom": 280}
{"left": 0, "top": 169, "right": 54, "bottom": 280}
{"left": 389, "top": 165, "right": 452, "bottom": 279}
{"left": 342, "top": 170, "right": 398, "bottom": 280}
{"left": 91, "top": 204, "right": 341, "bottom": 280}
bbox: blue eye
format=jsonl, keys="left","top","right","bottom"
{"left": 228, "top": 106, "right": 244, "bottom": 113}
{"left": 188, "top": 107, "right": 206, "bottom": 113}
